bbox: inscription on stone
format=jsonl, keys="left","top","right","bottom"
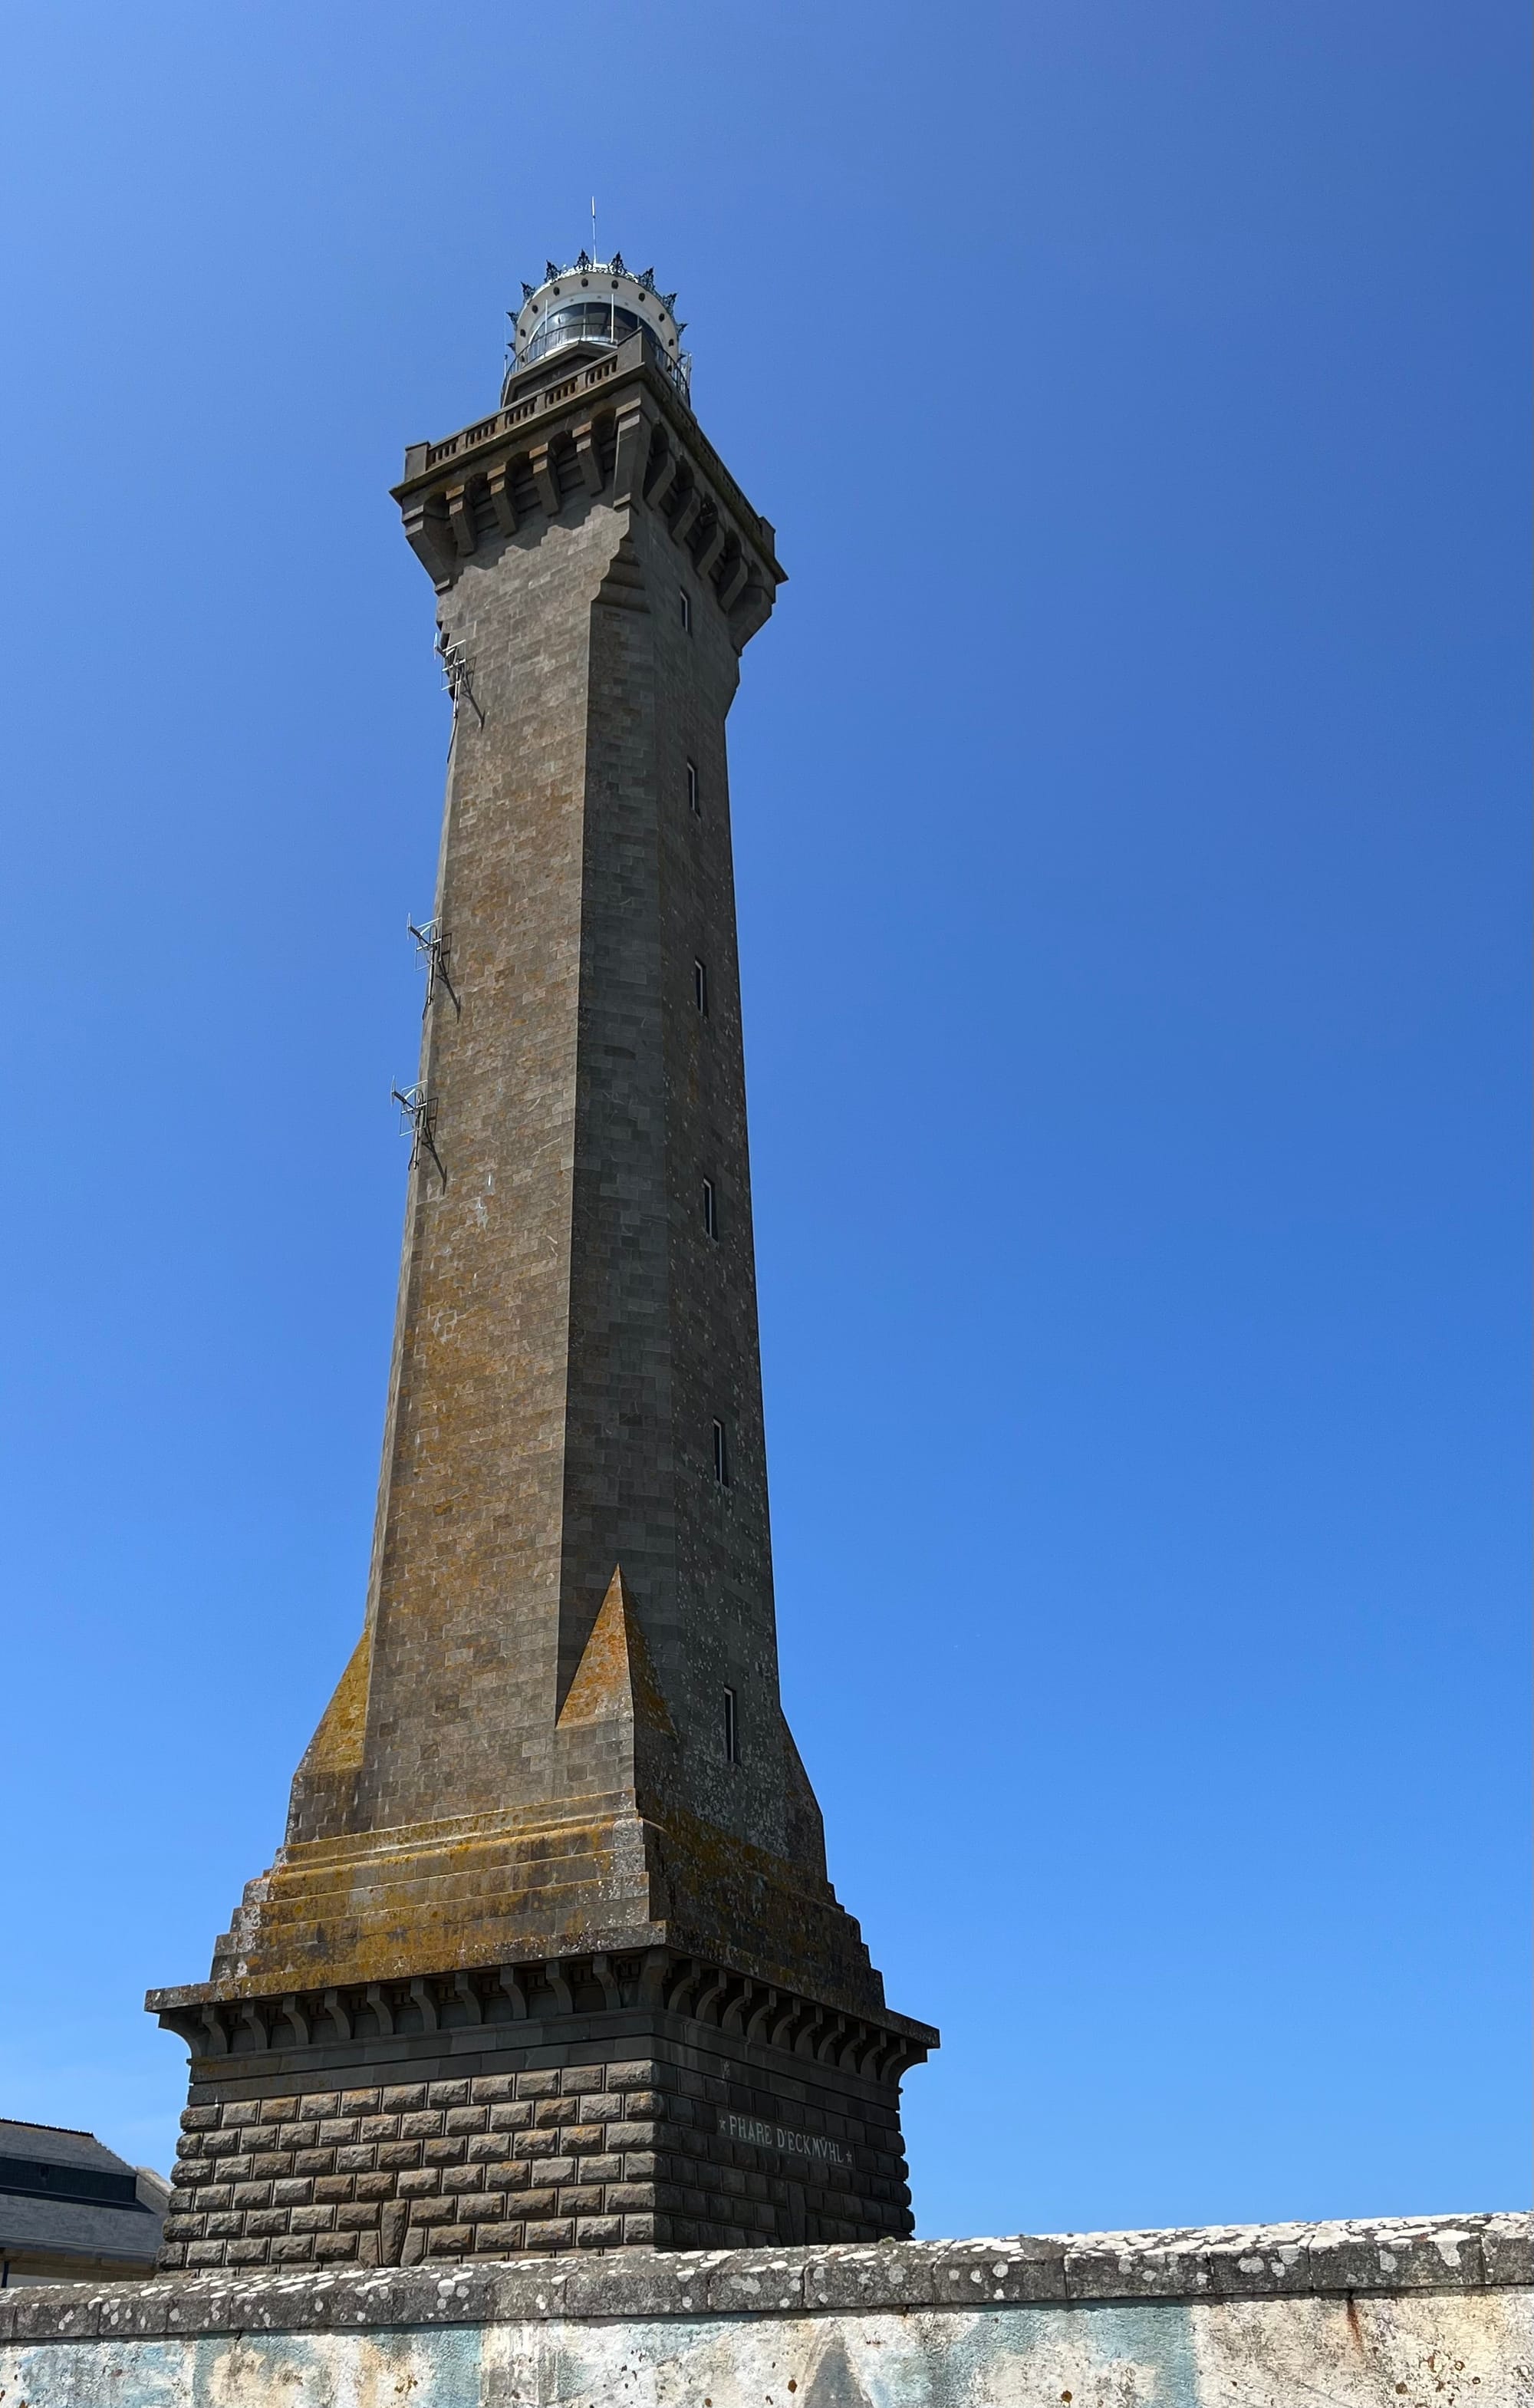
{"left": 720, "top": 2110, "right": 852, "bottom": 2165}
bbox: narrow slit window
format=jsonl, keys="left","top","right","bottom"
{"left": 723, "top": 1686, "right": 739, "bottom": 1764}
{"left": 702, "top": 1177, "right": 719, "bottom": 1240}
{"left": 686, "top": 759, "right": 700, "bottom": 815}
{"left": 680, "top": 588, "right": 693, "bottom": 634}
{"left": 712, "top": 1418, "right": 729, "bottom": 1486}
{"left": 693, "top": 957, "right": 708, "bottom": 1016}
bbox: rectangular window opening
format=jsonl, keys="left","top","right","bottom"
{"left": 723, "top": 1686, "right": 739, "bottom": 1764}
{"left": 703, "top": 1177, "right": 719, "bottom": 1240}
{"left": 686, "top": 759, "right": 700, "bottom": 815}
{"left": 712, "top": 1418, "right": 730, "bottom": 1486}
{"left": 693, "top": 957, "right": 709, "bottom": 1016}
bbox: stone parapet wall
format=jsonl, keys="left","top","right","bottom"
{"left": 2, "top": 2219, "right": 1526, "bottom": 2405}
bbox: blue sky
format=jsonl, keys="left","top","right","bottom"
{"left": 0, "top": 2, "right": 1526, "bottom": 2236}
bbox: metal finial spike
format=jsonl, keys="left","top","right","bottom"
{"left": 521, "top": 282, "right": 535, "bottom": 302}
{"left": 639, "top": 266, "right": 656, "bottom": 290}
{"left": 545, "top": 261, "right": 559, "bottom": 282}
{"left": 660, "top": 293, "right": 677, "bottom": 315}
{"left": 610, "top": 249, "right": 626, "bottom": 274}
{"left": 575, "top": 248, "right": 591, "bottom": 270}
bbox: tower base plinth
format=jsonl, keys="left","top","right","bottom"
{"left": 153, "top": 1953, "right": 930, "bottom": 2271}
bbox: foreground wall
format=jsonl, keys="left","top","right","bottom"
{"left": 0, "top": 2215, "right": 1526, "bottom": 2406}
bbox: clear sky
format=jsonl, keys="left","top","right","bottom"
{"left": 0, "top": 2, "right": 1526, "bottom": 2237}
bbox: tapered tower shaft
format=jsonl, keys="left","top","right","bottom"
{"left": 150, "top": 274, "right": 934, "bottom": 2272}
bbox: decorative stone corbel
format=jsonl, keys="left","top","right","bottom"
{"left": 613, "top": 394, "right": 662, "bottom": 508}
{"left": 400, "top": 495, "right": 455, "bottom": 589}
{"left": 446, "top": 482, "right": 478, "bottom": 558}
{"left": 529, "top": 443, "right": 561, "bottom": 519}
{"left": 635, "top": 1946, "right": 670, "bottom": 2009}
{"left": 729, "top": 574, "right": 776, "bottom": 651}
{"left": 572, "top": 420, "right": 605, "bottom": 496}
{"left": 716, "top": 552, "right": 750, "bottom": 612}
{"left": 278, "top": 1993, "right": 311, "bottom": 2046}
{"left": 670, "top": 483, "right": 705, "bottom": 547}
{"left": 693, "top": 516, "right": 728, "bottom": 580}
{"left": 643, "top": 443, "right": 681, "bottom": 514}
{"left": 486, "top": 456, "right": 518, "bottom": 535}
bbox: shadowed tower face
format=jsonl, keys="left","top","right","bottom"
{"left": 150, "top": 257, "right": 935, "bottom": 2273}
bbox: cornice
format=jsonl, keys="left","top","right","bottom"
{"left": 391, "top": 335, "right": 785, "bottom": 648}
{"left": 146, "top": 1945, "right": 935, "bottom": 2086}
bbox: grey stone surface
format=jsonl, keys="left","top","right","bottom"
{"left": 2, "top": 2218, "right": 1523, "bottom": 2339}
{"left": 2, "top": 2222, "right": 1527, "bottom": 2408}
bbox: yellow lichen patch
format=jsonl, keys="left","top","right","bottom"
{"left": 558, "top": 1566, "right": 675, "bottom": 1735}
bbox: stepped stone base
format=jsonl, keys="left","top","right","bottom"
{"left": 155, "top": 1972, "right": 923, "bottom": 2271}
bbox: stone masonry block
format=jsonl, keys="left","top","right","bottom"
{"left": 533, "top": 2097, "right": 581, "bottom": 2127}
{"left": 576, "top": 2215, "right": 623, "bottom": 2248}
{"left": 426, "top": 2226, "right": 473, "bottom": 2258}
{"left": 523, "top": 2219, "right": 574, "bottom": 2252}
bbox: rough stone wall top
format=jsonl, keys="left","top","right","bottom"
{"left": 4, "top": 2218, "right": 1526, "bottom": 2337}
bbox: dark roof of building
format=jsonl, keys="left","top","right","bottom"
{"left": 0, "top": 2120, "right": 167, "bottom": 2269}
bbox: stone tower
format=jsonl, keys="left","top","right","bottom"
{"left": 150, "top": 256, "right": 936, "bottom": 2275}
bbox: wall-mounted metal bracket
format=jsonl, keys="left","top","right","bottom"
{"left": 436, "top": 627, "right": 485, "bottom": 726}
{"left": 407, "top": 917, "right": 459, "bottom": 1015}
{"left": 391, "top": 1082, "right": 446, "bottom": 1189}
